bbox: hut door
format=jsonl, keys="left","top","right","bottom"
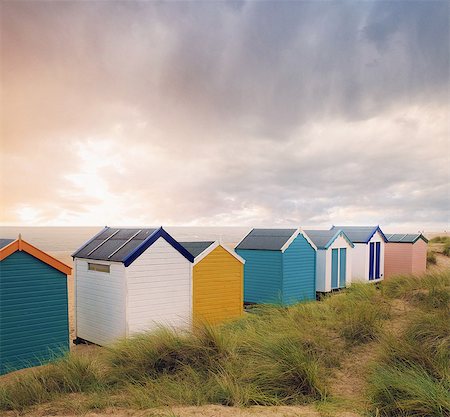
{"left": 331, "top": 249, "right": 339, "bottom": 289}
{"left": 339, "top": 248, "right": 346, "bottom": 287}
{"left": 369, "top": 243, "right": 375, "bottom": 280}
{"left": 375, "top": 242, "right": 381, "bottom": 279}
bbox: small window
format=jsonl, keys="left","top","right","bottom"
{"left": 88, "top": 263, "right": 110, "bottom": 273}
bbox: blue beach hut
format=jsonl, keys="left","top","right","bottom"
{"left": 235, "top": 228, "right": 317, "bottom": 305}
{"left": 0, "top": 236, "right": 71, "bottom": 375}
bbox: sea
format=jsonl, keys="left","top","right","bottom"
{"left": 0, "top": 226, "right": 251, "bottom": 254}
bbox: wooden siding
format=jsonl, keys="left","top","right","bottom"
{"left": 351, "top": 231, "right": 385, "bottom": 282}
{"left": 0, "top": 251, "right": 69, "bottom": 375}
{"left": 351, "top": 243, "right": 368, "bottom": 282}
{"left": 75, "top": 259, "right": 126, "bottom": 346}
{"left": 384, "top": 240, "right": 427, "bottom": 278}
{"left": 193, "top": 246, "right": 243, "bottom": 325}
{"left": 316, "top": 236, "right": 354, "bottom": 292}
{"left": 412, "top": 239, "right": 427, "bottom": 275}
{"left": 126, "top": 238, "right": 191, "bottom": 334}
{"left": 315, "top": 250, "right": 327, "bottom": 292}
{"left": 282, "top": 233, "right": 316, "bottom": 304}
{"left": 384, "top": 243, "right": 413, "bottom": 278}
{"left": 237, "top": 249, "right": 283, "bottom": 304}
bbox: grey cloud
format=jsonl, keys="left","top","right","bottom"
{"left": 0, "top": 1, "right": 449, "bottom": 228}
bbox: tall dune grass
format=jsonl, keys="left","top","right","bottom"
{"left": 2, "top": 270, "right": 448, "bottom": 415}
{"left": 367, "top": 270, "right": 450, "bottom": 416}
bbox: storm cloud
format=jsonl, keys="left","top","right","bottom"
{"left": 1, "top": 1, "right": 449, "bottom": 230}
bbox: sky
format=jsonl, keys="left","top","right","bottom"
{"left": 1, "top": 0, "right": 449, "bottom": 231}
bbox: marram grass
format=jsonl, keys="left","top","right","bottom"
{"left": 0, "top": 269, "right": 448, "bottom": 416}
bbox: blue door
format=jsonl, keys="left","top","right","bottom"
{"left": 369, "top": 242, "right": 375, "bottom": 280}
{"left": 339, "top": 248, "right": 346, "bottom": 287}
{"left": 331, "top": 249, "right": 339, "bottom": 289}
{"left": 375, "top": 242, "right": 381, "bottom": 279}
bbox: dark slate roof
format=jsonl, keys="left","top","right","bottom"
{"left": 235, "top": 228, "right": 297, "bottom": 251}
{"left": 72, "top": 227, "right": 194, "bottom": 265}
{"left": 385, "top": 233, "right": 428, "bottom": 244}
{"left": 304, "top": 229, "right": 353, "bottom": 249}
{"left": 0, "top": 238, "right": 14, "bottom": 249}
{"left": 330, "top": 226, "right": 387, "bottom": 243}
{"left": 180, "top": 241, "right": 215, "bottom": 258}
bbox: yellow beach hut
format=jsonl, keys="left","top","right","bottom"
{"left": 181, "top": 241, "right": 245, "bottom": 325}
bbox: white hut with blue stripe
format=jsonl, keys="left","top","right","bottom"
{"left": 304, "top": 229, "right": 354, "bottom": 293}
{"left": 330, "top": 226, "right": 387, "bottom": 283}
{"left": 72, "top": 227, "right": 194, "bottom": 346}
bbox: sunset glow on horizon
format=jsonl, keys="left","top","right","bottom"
{"left": 1, "top": 1, "right": 449, "bottom": 230}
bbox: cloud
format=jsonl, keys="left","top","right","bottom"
{"left": 0, "top": 1, "right": 449, "bottom": 230}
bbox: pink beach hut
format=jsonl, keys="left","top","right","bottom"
{"left": 384, "top": 233, "right": 428, "bottom": 278}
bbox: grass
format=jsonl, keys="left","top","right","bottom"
{"left": 0, "top": 270, "right": 449, "bottom": 416}
{"left": 430, "top": 236, "right": 450, "bottom": 244}
{"left": 430, "top": 235, "right": 450, "bottom": 257}
{"left": 427, "top": 249, "right": 437, "bottom": 265}
{"left": 0, "top": 354, "right": 107, "bottom": 411}
{"left": 367, "top": 270, "right": 450, "bottom": 417}
{"left": 444, "top": 241, "right": 450, "bottom": 257}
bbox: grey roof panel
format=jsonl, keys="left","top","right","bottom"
{"left": 331, "top": 226, "right": 380, "bottom": 243}
{"left": 0, "top": 238, "right": 14, "bottom": 249}
{"left": 180, "top": 241, "right": 215, "bottom": 258}
{"left": 304, "top": 230, "right": 342, "bottom": 249}
{"left": 385, "top": 233, "right": 427, "bottom": 243}
{"left": 235, "top": 228, "right": 297, "bottom": 251}
{"left": 73, "top": 228, "right": 158, "bottom": 262}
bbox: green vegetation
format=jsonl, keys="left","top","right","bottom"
{"left": 430, "top": 235, "right": 450, "bottom": 257}
{"left": 443, "top": 241, "right": 450, "bottom": 257}
{"left": 430, "top": 236, "right": 450, "bottom": 244}
{"left": 369, "top": 271, "right": 450, "bottom": 417}
{"left": 427, "top": 249, "right": 437, "bottom": 265}
{"left": 0, "top": 271, "right": 449, "bottom": 416}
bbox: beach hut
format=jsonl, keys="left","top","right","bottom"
{"left": 72, "top": 227, "right": 194, "bottom": 346}
{"left": 384, "top": 233, "right": 428, "bottom": 278}
{"left": 330, "top": 226, "right": 387, "bottom": 282}
{"left": 181, "top": 241, "right": 245, "bottom": 325}
{"left": 304, "top": 229, "right": 354, "bottom": 293}
{"left": 235, "top": 228, "right": 317, "bottom": 305}
{"left": 0, "top": 236, "right": 71, "bottom": 375}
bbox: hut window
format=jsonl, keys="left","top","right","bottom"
{"left": 88, "top": 263, "right": 110, "bottom": 273}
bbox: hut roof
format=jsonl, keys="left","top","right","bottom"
{"left": 235, "top": 228, "right": 297, "bottom": 251}
{"left": 385, "top": 233, "right": 428, "bottom": 243}
{"left": 0, "top": 239, "right": 14, "bottom": 249}
{"left": 181, "top": 241, "right": 245, "bottom": 265}
{"left": 235, "top": 228, "right": 316, "bottom": 251}
{"left": 0, "top": 237, "right": 71, "bottom": 275}
{"left": 73, "top": 227, "right": 194, "bottom": 265}
{"left": 180, "top": 241, "right": 215, "bottom": 258}
{"left": 304, "top": 229, "right": 354, "bottom": 249}
{"left": 330, "top": 226, "right": 387, "bottom": 243}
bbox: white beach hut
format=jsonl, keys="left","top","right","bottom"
{"left": 304, "top": 229, "right": 354, "bottom": 293}
{"left": 330, "top": 226, "right": 387, "bottom": 283}
{"left": 72, "top": 227, "right": 194, "bottom": 346}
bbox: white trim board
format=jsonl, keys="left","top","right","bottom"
{"left": 193, "top": 241, "right": 246, "bottom": 265}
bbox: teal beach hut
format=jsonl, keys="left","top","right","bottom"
{"left": 235, "top": 228, "right": 317, "bottom": 305}
{"left": 0, "top": 236, "right": 71, "bottom": 375}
